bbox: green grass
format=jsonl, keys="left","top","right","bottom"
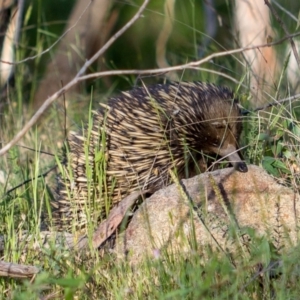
{"left": 2, "top": 88, "right": 300, "bottom": 299}
{"left": 1, "top": 0, "right": 300, "bottom": 299}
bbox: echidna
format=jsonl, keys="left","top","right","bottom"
{"left": 52, "top": 81, "right": 247, "bottom": 231}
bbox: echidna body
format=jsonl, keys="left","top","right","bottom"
{"left": 53, "top": 82, "right": 247, "bottom": 231}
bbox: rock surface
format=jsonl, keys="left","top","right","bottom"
{"left": 115, "top": 165, "right": 300, "bottom": 263}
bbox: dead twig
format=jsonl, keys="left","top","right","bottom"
{"left": 0, "top": 0, "right": 150, "bottom": 156}
{"left": 253, "top": 92, "right": 300, "bottom": 112}
{"left": 91, "top": 190, "right": 149, "bottom": 249}
{"left": 1, "top": 21, "right": 300, "bottom": 156}
{"left": 4, "top": 165, "right": 57, "bottom": 195}
{"left": 0, "top": 261, "right": 39, "bottom": 279}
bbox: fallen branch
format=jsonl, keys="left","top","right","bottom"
{"left": 0, "top": 261, "right": 39, "bottom": 279}
{"left": 91, "top": 190, "right": 149, "bottom": 248}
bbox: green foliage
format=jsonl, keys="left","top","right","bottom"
{"left": 241, "top": 100, "right": 300, "bottom": 181}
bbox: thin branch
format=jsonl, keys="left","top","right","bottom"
{"left": 253, "top": 92, "right": 300, "bottom": 112}
{"left": 76, "top": 0, "right": 150, "bottom": 77}
{"left": 4, "top": 165, "right": 57, "bottom": 196}
{"left": 0, "top": 0, "right": 150, "bottom": 156}
{"left": 272, "top": 0, "right": 298, "bottom": 22}
{"left": 264, "top": 0, "right": 300, "bottom": 69}
{"left": 1, "top": 25, "right": 300, "bottom": 157}
{"left": 0, "top": 144, "right": 55, "bottom": 156}
{"left": 75, "top": 32, "right": 300, "bottom": 82}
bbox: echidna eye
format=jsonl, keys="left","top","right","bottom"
{"left": 211, "top": 141, "right": 220, "bottom": 147}
{"left": 211, "top": 120, "right": 227, "bottom": 129}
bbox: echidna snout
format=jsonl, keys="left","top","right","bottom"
{"left": 215, "top": 143, "right": 248, "bottom": 172}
